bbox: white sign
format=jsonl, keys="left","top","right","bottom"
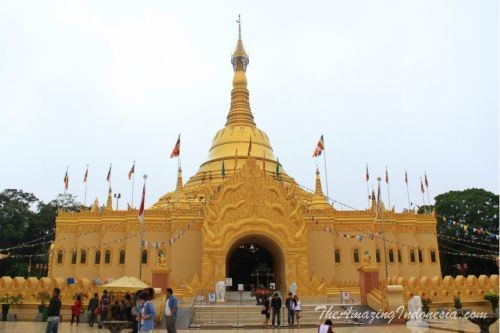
{"left": 341, "top": 291, "right": 350, "bottom": 301}
{"left": 225, "top": 278, "right": 233, "bottom": 287}
{"left": 208, "top": 292, "right": 216, "bottom": 303}
{"left": 269, "top": 283, "right": 275, "bottom": 290}
{"left": 238, "top": 284, "right": 244, "bottom": 291}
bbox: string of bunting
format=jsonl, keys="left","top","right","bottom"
{"left": 437, "top": 235, "right": 498, "bottom": 255}
{"left": 0, "top": 233, "right": 54, "bottom": 252}
{"left": 295, "top": 183, "right": 358, "bottom": 210}
{"left": 439, "top": 243, "right": 497, "bottom": 261}
{"left": 438, "top": 215, "right": 499, "bottom": 240}
{"left": 437, "top": 233, "right": 498, "bottom": 248}
{"left": 141, "top": 220, "right": 193, "bottom": 248}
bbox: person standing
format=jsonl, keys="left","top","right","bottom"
{"left": 70, "top": 295, "right": 83, "bottom": 325}
{"left": 88, "top": 293, "right": 99, "bottom": 327}
{"left": 164, "top": 288, "right": 178, "bottom": 333}
{"left": 138, "top": 291, "right": 156, "bottom": 333}
{"left": 294, "top": 295, "right": 302, "bottom": 328}
{"left": 285, "top": 292, "right": 296, "bottom": 327}
{"left": 99, "top": 289, "right": 111, "bottom": 324}
{"left": 45, "top": 288, "right": 61, "bottom": 333}
{"left": 261, "top": 296, "right": 270, "bottom": 328}
{"left": 270, "top": 292, "right": 282, "bottom": 327}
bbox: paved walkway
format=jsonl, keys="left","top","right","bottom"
{"left": 0, "top": 319, "right": 498, "bottom": 333}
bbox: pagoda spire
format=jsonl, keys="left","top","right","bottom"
{"left": 314, "top": 168, "right": 324, "bottom": 196}
{"left": 225, "top": 15, "right": 256, "bottom": 128}
{"left": 105, "top": 187, "right": 113, "bottom": 211}
{"left": 176, "top": 167, "right": 183, "bottom": 192}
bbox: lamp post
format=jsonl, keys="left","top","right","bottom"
{"left": 114, "top": 193, "right": 121, "bottom": 210}
{"left": 377, "top": 177, "right": 389, "bottom": 280}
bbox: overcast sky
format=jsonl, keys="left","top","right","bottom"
{"left": 0, "top": 0, "right": 498, "bottom": 211}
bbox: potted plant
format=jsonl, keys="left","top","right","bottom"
{"left": 0, "top": 294, "right": 23, "bottom": 321}
{"left": 454, "top": 296, "right": 463, "bottom": 317}
{"left": 36, "top": 291, "right": 51, "bottom": 322}
{"left": 421, "top": 295, "right": 432, "bottom": 315}
{"left": 483, "top": 291, "right": 499, "bottom": 315}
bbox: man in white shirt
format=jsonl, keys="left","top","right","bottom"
{"left": 164, "top": 288, "right": 178, "bottom": 333}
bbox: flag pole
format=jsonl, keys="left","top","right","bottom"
{"left": 64, "top": 166, "right": 69, "bottom": 194}
{"left": 425, "top": 171, "right": 431, "bottom": 212}
{"left": 365, "top": 163, "right": 370, "bottom": 209}
{"left": 322, "top": 145, "right": 330, "bottom": 201}
{"left": 131, "top": 161, "right": 135, "bottom": 209}
{"left": 84, "top": 165, "right": 89, "bottom": 206}
{"left": 377, "top": 177, "right": 389, "bottom": 280}
{"left": 405, "top": 169, "right": 411, "bottom": 212}
{"left": 420, "top": 177, "right": 426, "bottom": 212}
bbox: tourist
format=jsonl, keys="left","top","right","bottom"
{"left": 318, "top": 319, "right": 334, "bottom": 333}
{"left": 294, "top": 295, "right": 302, "bottom": 328}
{"left": 285, "top": 292, "right": 296, "bottom": 327}
{"left": 70, "top": 295, "right": 83, "bottom": 325}
{"left": 88, "top": 293, "right": 99, "bottom": 327}
{"left": 262, "top": 296, "right": 271, "bottom": 328}
{"left": 164, "top": 287, "right": 178, "bottom": 333}
{"left": 131, "top": 290, "right": 142, "bottom": 333}
{"left": 111, "top": 300, "right": 121, "bottom": 319}
{"left": 45, "top": 288, "right": 61, "bottom": 333}
{"left": 99, "top": 289, "right": 111, "bottom": 323}
{"left": 138, "top": 291, "right": 156, "bottom": 333}
{"left": 271, "top": 292, "right": 282, "bottom": 327}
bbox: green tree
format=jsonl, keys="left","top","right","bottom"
{"left": 433, "top": 188, "right": 499, "bottom": 276}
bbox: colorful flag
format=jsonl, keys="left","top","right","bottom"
{"left": 420, "top": 179, "right": 425, "bottom": 193}
{"left": 424, "top": 173, "right": 429, "bottom": 188}
{"left": 385, "top": 166, "right": 389, "bottom": 184}
{"left": 64, "top": 170, "right": 69, "bottom": 190}
{"left": 312, "top": 135, "right": 325, "bottom": 157}
{"left": 106, "top": 165, "right": 112, "bottom": 182}
{"left": 247, "top": 136, "right": 252, "bottom": 156}
{"left": 275, "top": 158, "right": 280, "bottom": 179}
{"left": 170, "top": 134, "right": 180, "bottom": 158}
{"left": 365, "top": 164, "right": 369, "bottom": 182}
{"left": 83, "top": 167, "right": 88, "bottom": 183}
{"left": 128, "top": 163, "right": 135, "bottom": 180}
{"left": 221, "top": 160, "right": 225, "bottom": 178}
{"left": 405, "top": 169, "right": 408, "bottom": 184}
{"left": 138, "top": 183, "right": 146, "bottom": 224}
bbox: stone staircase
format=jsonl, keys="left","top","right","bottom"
{"left": 190, "top": 303, "right": 358, "bottom": 328}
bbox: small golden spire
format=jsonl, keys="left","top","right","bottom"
{"left": 310, "top": 168, "right": 330, "bottom": 209}
{"left": 105, "top": 187, "right": 113, "bottom": 211}
{"left": 314, "top": 168, "right": 324, "bottom": 196}
{"left": 176, "top": 167, "right": 183, "bottom": 192}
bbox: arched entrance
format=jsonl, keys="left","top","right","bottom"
{"left": 226, "top": 235, "right": 285, "bottom": 292}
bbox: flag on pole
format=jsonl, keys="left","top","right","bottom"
{"left": 365, "top": 164, "right": 369, "bottom": 182}
{"left": 106, "top": 165, "right": 112, "bottom": 182}
{"left": 128, "top": 163, "right": 135, "bottom": 180}
{"left": 247, "top": 136, "right": 252, "bottom": 156}
{"left": 64, "top": 170, "right": 69, "bottom": 190}
{"left": 420, "top": 179, "right": 425, "bottom": 193}
{"left": 83, "top": 167, "right": 88, "bottom": 183}
{"left": 221, "top": 160, "right": 225, "bottom": 178}
{"left": 424, "top": 173, "right": 429, "bottom": 188}
{"left": 385, "top": 166, "right": 389, "bottom": 184}
{"left": 138, "top": 183, "right": 146, "bottom": 224}
{"left": 170, "top": 134, "right": 180, "bottom": 158}
{"left": 312, "top": 135, "right": 325, "bottom": 157}
{"left": 405, "top": 169, "right": 408, "bottom": 184}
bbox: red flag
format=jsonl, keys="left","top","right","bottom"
{"left": 312, "top": 135, "right": 325, "bottom": 157}
{"left": 420, "top": 179, "right": 425, "bottom": 193}
{"left": 405, "top": 169, "right": 408, "bottom": 184}
{"left": 365, "top": 164, "right": 369, "bottom": 182}
{"left": 106, "top": 165, "right": 112, "bottom": 182}
{"left": 64, "top": 170, "right": 69, "bottom": 190}
{"left": 247, "top": 136, "right": 252, "bottom": 156}
{"left": 385, "top": 166, "right": 389, "bottom": 184}
{"left": 138, "top": 183, "right": 146, "bottom": 223}
{"left": 128, "top": 163, "right": 135, "bottom": 180}
{"left": 170, "top": 135, "right": 180, "bottom": 158}
{"left": 424, "top": 173, "right": 429, "bottom": 188}
{"left": 83, "top": 167, "right": 88, "bottom": 183}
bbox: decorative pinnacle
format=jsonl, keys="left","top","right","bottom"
{"left": 236, "top": 14, "right": 242, "bottom": 40}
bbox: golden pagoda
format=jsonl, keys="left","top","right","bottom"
{"left": 49, "top": 22, "right": 442, "bottom": 299}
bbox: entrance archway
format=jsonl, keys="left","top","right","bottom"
{"left": 226, "top": 235, "right": 285, "bottom": 292}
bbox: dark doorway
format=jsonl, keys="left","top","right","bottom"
{"left": 227, "top": 243, "right": 275, "bottom": 291}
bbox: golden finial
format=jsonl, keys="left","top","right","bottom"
{"left": 236, "top": 14, "right": 242, "bottom": 40}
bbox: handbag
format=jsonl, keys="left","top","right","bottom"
{"left": 261, "top": 309, "right": 267, "bottom": 315}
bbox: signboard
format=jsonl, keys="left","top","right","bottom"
{"left": 341, "top": 291, "right": 350, "bottom": 301}
{"left": 238, "top": 284, "right": 244, "bottom": 291}
{"left": 225, "top": 278, "right": 233, "bottom": 287}
{"left": 208, "top": 292, "right": 216, "bottom": 303}
{"left": 269, "top": 283, "right": 275, "bottom": 290}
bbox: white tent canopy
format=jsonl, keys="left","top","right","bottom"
{"left": 101, "top": 276, "right": 149, "bottom": 291}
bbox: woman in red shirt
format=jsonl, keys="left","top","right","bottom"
{"left": 70, "top": 295, "right": 83, "bottom": 326}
